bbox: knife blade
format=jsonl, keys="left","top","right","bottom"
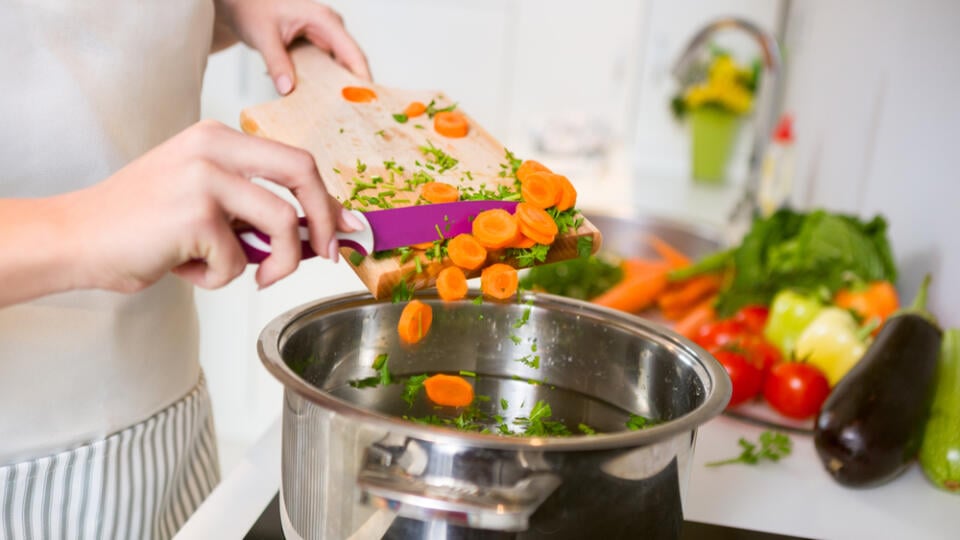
{"left": 237, "top": 200, "right": 520, "bottom": 262}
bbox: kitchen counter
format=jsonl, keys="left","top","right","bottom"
{"left": 175, "top": 412, "right": 957, "bottom": 540}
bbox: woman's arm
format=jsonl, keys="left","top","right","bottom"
{"left": 0, "top": 120, "right": 360, "bottom": 309}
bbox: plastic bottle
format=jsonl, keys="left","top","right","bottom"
{"left": 757, "top": 114, "right": 795, "bottom": 217}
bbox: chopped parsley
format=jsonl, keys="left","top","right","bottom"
{"left": 626, "top": 413, "right": 655, "bottom": 431}
{"left": 355, "top": 159, "right": 367, "bottom": 175}
{"left": 402, "top": 374, "right": 428, "bottom": 407}
{"left": 419, "top": 140, "right": 459, "bottom": 173}
{"left": 514, "top": 400, "right": 570, "bottom": 437}
{"left": 507, "top": 244, "right": 550, "bottom": 268}
{"left": 425, "top": 98, "right": 457, "bottom": 118}
{"left": 392, "top": 113, "right": 408, "bottom": 123}
{"left": 374, "top": 129, "right": 386, "bottom": 138}
{"left": 578, "top": 423, "right": 597, "bottom": 435}
{"left": 706, "top": 431, "right": 792, "bottom": 467}
{"left": 577, "top": 236, "right": 594, "bottom": 258}
{"left": 348, "top": 251, "right": 365, "bottom": 266}
{"left": 391, "top": 279, "right": 414, "bottom": 302}
{"left": 517, "top": 354, "right": 540, "bottom": 369}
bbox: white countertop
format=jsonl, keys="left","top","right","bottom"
{"left": 176, "top": 412, "right": 958, "bottom": 540}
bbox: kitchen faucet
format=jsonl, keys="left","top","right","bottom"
{"left": 671, "top": 17, "right": 784, "bottom": 244}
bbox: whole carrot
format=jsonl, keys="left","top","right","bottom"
{"left": 591, "top": 267, "right": 669, "bottom": 313}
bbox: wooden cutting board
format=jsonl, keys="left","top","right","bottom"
{"left": 240, "top": 44, "right": 601, "bottom": 299}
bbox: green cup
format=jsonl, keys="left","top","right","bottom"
{"left": 690, "top": 107, "right": 740, "bottom": 184}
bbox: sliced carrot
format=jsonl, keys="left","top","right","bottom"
{"left": 410, "top": 241, "right": 435, "bottom": 250}
{"left": 471, "top": 209, "right": 519, "bottom": 249}
{"left": 553, "top": 174, "right": 577, "bottom": 211}
{"left": 420, "top": 182, "right": 460, "bottom": 204}
{"left": 446, "top": 234, "right": 488, "bottom": 270}
{"left": 656, "top": 274, "right": 723, "bottom": 314}
{"left": 518, "top": 221, "right": 555, "bottom": 246}
{"left": 434, "top": 111, "right": 469, "bottom": 138}
{"left": 672, "top": 297, "right": 717, "bottom": 339}
{"left": 520, "top": 172, "right": 562, "bottom": 209}
{"left": 591, "top": 267, "right": 669, "bottom": 313}
{"left": 423, "top": 374, "right": 474, "bottom": 407}
{"left": 481, "top": 263, "right": 519, "bottom": 300}
{"left": 398, "top": 299, "right": 433, "bottom": 344}
{"left": 507, "top": 234, "right": 537, "bottom": 249}
{"left": 516, "top": 160, "right": 551, "bottom": 182}
{"left": 341, "top": 86, "right": 377, "bottom": 103}
{"left": 404, "top": 101, "right": 427, "bottom": 118}
{"left": 436, "top": 266, "right": 468, "bottom": 301}
{"left": 515, "top": 202, "right": 559, "bottom": 237}
{"left": 647, "top": 234, "right": 691, "bottom": 269}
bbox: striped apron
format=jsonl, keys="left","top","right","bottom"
{"left": 0, "top": 377, "right": 219, "bottom": 540}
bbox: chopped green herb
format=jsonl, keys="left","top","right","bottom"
{"left": 519, "top": 254, "right": 624, "bottom": 300}
{"left": 414, "top": 124, "right": 425, "bottom": 130}
{"left": 459, "top": 370, "right": 477, "bottom": 378}
{"left": 407, "top": 170, "right": 433, "bottom": 188}
{"left": 626, "top": 414, "right": 654, "bottom": 431}
{"left": 548, "top": 207, "right": 583, "bottom": 235}
{"left": 332, "top": 167, "right": 341, "bottom": 174}
{"left": 419, "top": 140, "right": 459, "bottom": 173}
{"left": 514, "top": 400, "right": 570, "bottom": 437}
{"left": 512, "top": 305, "right": 533, "bottom": 329}
{"left": 349, "top": 376, "right": 379, "bottom": 389}
{"left": 517, "top": 355, "right": 540, "bottom": 369}
{"left": 425, "top": 98, "right": 458, "bottom": 118}
{"left": 706, "top": 431, "right": 793, "bottom": 467}
{"left": 472, "top": 295, "right": 484, "bottom": 305}
{"left": 339, "top": 127, "right": 344, "bottom": 134}
{"left": 373, "top": 354, "right": 391, "bottom": 385}
{"left": 507, "top": 244, "right": 551, "bottom": 268}
{"left": 356, "top": 159, "right": 367, "bottom": 175}
{"left": 391, "top": 280, "right": 414, "bottom": 302}
{"left": 500, "top": 398, "right": 509, "bottom": 410}
{"left": 578, "top": 423, "right": 597, "bottom": 435}
{"left": 509, "top": 334, "right": 522, "bottom": 345}
{"left": 498, "top": 148, "right": 523, "bottom": 179}
{"left": 383, "top": 159, "right": 404, "bottom": 172}
{"left": 392, "top": 113, "right": 409, "bottom": 123}
{"left": 402, "top": 374, "right": 428, "bottom": 407}
{"left": 577, "top": 236, "right": 594, "bottom": 258}
{"left": 348, "top": 251, "right": 365, "bottom": 266}
{"left": 375, "top": 129, "right": 386, "bottom": 138}
{"left": 414, "top": 257, "right": 423, "bottom": 274}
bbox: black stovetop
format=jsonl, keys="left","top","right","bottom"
{"left": 244, "top": 493, "right": 810, "bottom": 540}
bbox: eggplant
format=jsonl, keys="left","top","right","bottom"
{"left": 814, "top": 275, "right": 942, "bottom": 487}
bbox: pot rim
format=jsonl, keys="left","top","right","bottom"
{"left": 258, "top": 290, "right": 732, "bottom": 451}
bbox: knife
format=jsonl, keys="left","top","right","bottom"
{"left": 237, "top": 200, "right": 520, "bottom": 262}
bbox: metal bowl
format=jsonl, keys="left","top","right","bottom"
{"left": 259, "top": 290, "right": 730, "bottom": 539}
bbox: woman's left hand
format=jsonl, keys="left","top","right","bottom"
{"left": 213, "top": 0, "right": 371, "bottom": 95}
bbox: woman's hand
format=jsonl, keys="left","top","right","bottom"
{"left": 214, "top": 0, "right": 371, "bottom": 95}
{"left": 55, "top": 120, "right": 356, "bottom": 296}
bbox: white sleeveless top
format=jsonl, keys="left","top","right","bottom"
{"left": 0, "top": 0, "right": 215, "bottom": 464}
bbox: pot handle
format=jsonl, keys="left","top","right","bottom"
{"left": 356, "top": 443, "right": 560, "bottom": 532}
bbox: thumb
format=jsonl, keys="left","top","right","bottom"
{"left": 256, "top": 31, "right": 296, "bottom": 95}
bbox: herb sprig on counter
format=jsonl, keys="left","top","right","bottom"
{"left": 706, "top": 431, "right": 792, "bottom": 467}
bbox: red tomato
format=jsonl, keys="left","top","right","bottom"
{"left": 763, "top": 363, "right": 831, "bottom": 420}
{"left": 712, "top": 349, "right": 764, "bottom": 409}
{"left": 735, "top": 335, "right": 783, "bottom": 377}
{"left": 733, "top": 305, "right": 770, "bottom": 334}
{"left": 694, "top": 320, "right": 749, "bottom": 350}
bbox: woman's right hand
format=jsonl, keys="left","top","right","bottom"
{"left": 62, "top": 120, "right": 358, "bottom": 293}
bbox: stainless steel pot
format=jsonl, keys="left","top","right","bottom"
{"left": 259, "top": 290, "right": 730, "bottom": 540}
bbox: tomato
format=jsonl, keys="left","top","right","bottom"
{"left": 736, "top": 335, "right": 783, "bottom": 377}
{"left": 733, "top": 305, "right": 770, "bottom": 334}
{"left": 763, "top": 362, "right": 831, "bottom": 420}
{"left": 694, "top": 320, "right": 749, "bottom": 350}
{"left": 712, "top": 348, "right": 764, "bottom": 409}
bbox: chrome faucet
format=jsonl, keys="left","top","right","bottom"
{"left": 671, "top": 17, "right": 784, "bottom": 244}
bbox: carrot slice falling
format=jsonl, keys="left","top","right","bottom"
{"left": 516, "top": 160, "right": 551, "bottom": 182}
{"left": 471, "top": 209, "right": 519, "bottom": 249}
{"left": 434, "top": 111, "right": 469, "bottom": 138}
{"left": 436, "top": 266, "right": 468, "bottom": 301}
{"left": 520, "top": 172, "right": 562, "bottom": 209}
{"left": 398, "top": 300, "right": 433, "bottom": 344}
{"left": 515, "top": 202, "right": 559, "bottom": 237}
{"left": 404, "top": 101, "right": 427, "bottom": 118}
{"left": 420, "top": 182, "right": 460, "bottom": 204}
{"left": 423, "top": 374, "right": 474, "bottom": 407}
{"left": 341, "top": 86, "right": 377, "bottom": 103}
{"left": 446, "top": 234, "right": 488, "bottom": 270}
{"left": 481, "top": 263, "right": 519, "bottom": 300}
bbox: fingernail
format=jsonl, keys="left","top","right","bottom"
{"left": 342, "top": 208, "right": 364, "bottom": 231}
{"left": 275, "top": 74, "right": 293, "bottom": 95}
{"left": 327, "top": 237, "right": 340, "bottom": 263}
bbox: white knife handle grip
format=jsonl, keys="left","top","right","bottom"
{"left": 237, "top": 211, "right": 373, "bottom": 264}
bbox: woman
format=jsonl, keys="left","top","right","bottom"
{"left": 0, "top": 1, "right": 369, "bottom": 538}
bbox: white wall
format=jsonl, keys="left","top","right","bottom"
{"left": 782, "top": 0, "right": 960, "bottom": 326}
